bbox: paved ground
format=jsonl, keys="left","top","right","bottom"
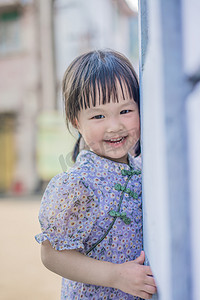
{"left": 0, "top": 196, "right": 61, "bottom": 300}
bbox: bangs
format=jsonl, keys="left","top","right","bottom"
{"left": 79, "top": 56, "right": 139, "bottom": 110}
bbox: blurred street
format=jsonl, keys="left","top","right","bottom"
{"left": 0, "top": 196, "right": 61, "bottom": 300}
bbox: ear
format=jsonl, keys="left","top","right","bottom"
{"left": 73, "top": 118, "right": 81, "bottom": 132}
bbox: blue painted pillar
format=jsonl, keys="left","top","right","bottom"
{"left": 138, "top": 0, "right": 192, "bottom": 299}
{"left": 159, "top": 1, "right": 192, "bottom": 299}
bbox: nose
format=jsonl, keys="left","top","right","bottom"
{"left": 106, "top": 116, "right": 124, "bottom": 133}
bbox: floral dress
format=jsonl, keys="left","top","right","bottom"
{"left": 35, "top": 150, "right": 143, "bottom": 300}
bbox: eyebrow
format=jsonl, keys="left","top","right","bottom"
{"left": 85, "top": 107, "right": 104, "bottom": 116}
{"left": 119, "top": 100, "right": 136, "bottom": 107}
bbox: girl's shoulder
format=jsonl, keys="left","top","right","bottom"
{"left": 46, "top": 152, "right": 94, "bottom": 189}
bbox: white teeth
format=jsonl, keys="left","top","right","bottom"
{"left": 110, "top": 138, "right": 122, "bottom": 142}
{"left": 107, "top": 137, "right": 125, "bottom": 143}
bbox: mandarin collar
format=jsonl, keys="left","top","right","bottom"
{"left": 76, "top": 150, "right": 140, "bottom": 174}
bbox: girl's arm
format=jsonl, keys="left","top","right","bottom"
{"left": 41, "top": 240, "right": 157, "bottom": 299}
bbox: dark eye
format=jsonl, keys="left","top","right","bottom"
{"left": 92, "top": 115, "right": 105, "bottom": 119}
{"left": 120, "top": 110, "right": 131, "bottom": 114}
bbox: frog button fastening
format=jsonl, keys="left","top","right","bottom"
{"left": 108, "top": 210, "right": 131, "bottom": 225}
{"left": 121, "top": 169, "right": 141, "bottom": 176}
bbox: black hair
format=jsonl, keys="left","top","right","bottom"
{"left": 62, "top": 49, "right": 140, "bottom": 161}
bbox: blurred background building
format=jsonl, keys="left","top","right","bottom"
{"left": 0, "top": 0, "right": 138, "bottom": 195}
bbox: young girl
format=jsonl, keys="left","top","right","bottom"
{"left": 35, "top": 50, "right": 156, "bottom": 300}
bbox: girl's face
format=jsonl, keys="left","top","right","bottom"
{"left": 76, "top": 84, "right": 140, "bottom": 164}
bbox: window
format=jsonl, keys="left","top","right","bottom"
{"left": 0, "top": 10, "right": 21, "bottom": 55}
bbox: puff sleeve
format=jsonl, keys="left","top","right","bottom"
{"left": 35, "top": 172, "right": 100, "bottom": 251}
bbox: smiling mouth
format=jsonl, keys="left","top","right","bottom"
{"left": 104, "top": 136, "right": 127, "bottom": 144}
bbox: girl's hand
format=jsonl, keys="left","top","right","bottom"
{"left": 113, "top": 251, "right": 157, "bottom": 299}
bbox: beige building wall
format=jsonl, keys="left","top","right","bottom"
{"left": 0, "top": 1, "right": 40, "bottom": 194}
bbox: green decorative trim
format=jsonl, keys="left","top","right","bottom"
{"left": 114, "top": 183, "right": 138, "bottom": 199}
{"left": 85, "top": 218, "right": 116, "bottom": 255}
{"left": 109, "top": 210, "right": 131, "bottom": 225}
{"left": 86, "top": 170, "right": 133, "bottom": 255}
{"left": 121, "top": 169, "right": 141, "bottom": 176}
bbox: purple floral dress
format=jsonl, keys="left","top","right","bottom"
{"left": 35, "top": 150, "right": 143, "bottom": 300}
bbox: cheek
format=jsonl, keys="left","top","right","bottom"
{"left": 82, "top": 126, "right": 102, "bottom": 145}
{"left": 127, "top": 118, "right": 140, "bottom": 140}
{"left": 127, "top": 116, "right": 140, "bottom": 130}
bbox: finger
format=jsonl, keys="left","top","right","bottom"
{"left": 143, "top": 266, "right": 153, "bottom": 276}
{"left": 134, "top": 251, "right": 145, "bottom": 264}
{"left": 145, "top": 275, "right": 157, "bottom": 287}
{"left": 139, "top": 291, "right": 153, "bottom": 299}
{"left": 144, "top": 284, "right": 157, "bottom": 295}
{"left": 141, "top": 250, "right": 145, "bottom": 258}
